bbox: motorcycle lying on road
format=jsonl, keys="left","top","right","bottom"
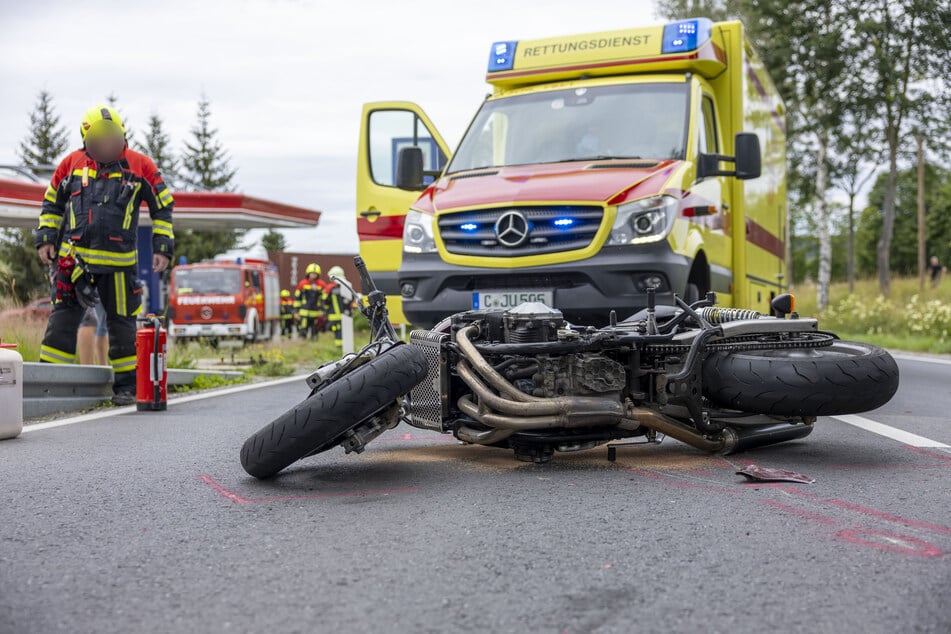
{"left": 240, "top": 257, "right": 900, "bottom": 478}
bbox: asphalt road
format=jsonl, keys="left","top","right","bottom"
{"left": 1, "top": 355, "right": 949, "bottom": 634}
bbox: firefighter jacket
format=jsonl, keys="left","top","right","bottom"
{"left": 280, "top": 297, "right": 296, "bottom": 320}
{"left": 294, "top": 278, "right": 327, "bottom": 314}
{"left": 324, "top": 282, "right": 354, "bottom": 317}
{"left": 35, "top": 148, "right": 174, "bottom": 273}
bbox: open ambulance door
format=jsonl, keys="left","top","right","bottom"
{"left": 356, "top": 101, "right": 449, "bottom": 325}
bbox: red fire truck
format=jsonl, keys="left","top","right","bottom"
{"left": 168, "top": 255, "right": 281, "bottom": 346}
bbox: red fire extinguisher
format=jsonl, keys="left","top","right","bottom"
{"left": 136, "top": 315, "right": 167, "bottom": 411}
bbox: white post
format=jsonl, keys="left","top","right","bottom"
{"left": 342, "top": 314, "right": 355, "bottom": 354}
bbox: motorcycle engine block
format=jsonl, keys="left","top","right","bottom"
{"left": 532, "top": 353, "right": 626, "bottom": 398}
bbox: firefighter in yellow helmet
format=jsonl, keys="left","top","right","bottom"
{"left": 294, "top": 263, "right": 327, "bottom": 339}
{"left": 35, "top": 104, "right": 174, "bottom": 406}
{"left": 279, "top": 289, "right": 296, "bottom": 338}
{"left": 324, "top": 265, "right": 355, "bottom": 347}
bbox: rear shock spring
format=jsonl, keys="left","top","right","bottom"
{"left": 696, "top": 307, "right": 761, "bottom": 324}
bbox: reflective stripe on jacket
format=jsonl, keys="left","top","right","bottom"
{"left": 36, "top": 148, "right": 174, "bottom": 272}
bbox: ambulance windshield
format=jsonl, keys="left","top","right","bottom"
{"left": 174, "top": 268, "right": 242, "bottom": 295}
{"left": 447, "top": 82, "right": 688, "bottom": 173}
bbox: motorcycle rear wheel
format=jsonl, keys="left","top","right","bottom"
{"left": 240, "top": 344, "right": 427, "bottom": 479}
{"left": 702, "top": 341, "right": 899, "bottom": 417}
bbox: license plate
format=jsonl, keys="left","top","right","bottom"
{"left": 472, "top": 290, "right": 553, "bottom": 310}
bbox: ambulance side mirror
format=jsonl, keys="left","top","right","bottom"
{"left": 697, "top": 132, "right": 761, "bottom": 181}
{"left": 396, "top": 146, "right": 425, "bottom": 190}
{"left": 733, "top": 132, "right": 761, "bottom": 180}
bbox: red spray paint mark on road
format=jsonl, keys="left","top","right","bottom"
{"left": 836, "top": 529, "right": 944, "bottom": 557}
{"left": 907, "top": 446, "right": 951, "bottom": 462}
{"left": 196, "top": 474, "right": 416, "bottom": 505}
{"left": 627, "top": 469, "right": 948, "bottom": 558}
{"left": 760, "top": 499, "right": 838, "bottom": 525}
{"left": 825, "top": 498, "right": 951, "bottom": 535}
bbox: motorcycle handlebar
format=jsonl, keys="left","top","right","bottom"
{"left": 354, "top": 256, "right": 377, "bottom": 295}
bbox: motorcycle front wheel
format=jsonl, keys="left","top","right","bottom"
{"left": 702, "top": 341, "right": 899, "bottom": 417}
{"left": 240, "top": 344, "right": 427, "bottom": 479}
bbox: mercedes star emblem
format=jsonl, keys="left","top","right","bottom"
{"left": 494, "top": 210, "right": 530, "bottom": 247}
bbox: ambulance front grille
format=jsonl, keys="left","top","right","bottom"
{"left": 406, "top": 329, "right": 449, "bottom": 431}
{"left": 438, "top": 205, "right": 603, "bottom": 257}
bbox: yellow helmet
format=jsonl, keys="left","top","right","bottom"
{"left": 80, "top": 104, "right": 126, "bottom": 142}
{"left": 280, "top": 289, "right": 291, "bottom": 298}
{"left": 305, "top": 263, "right": 321, "bottom": 276}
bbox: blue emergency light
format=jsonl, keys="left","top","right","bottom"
{"left": 460, "top": 222, "right": 479, "bottom": 232}
{"left": 661, "top": 18, "right": 713, "bottom": 54}
{"left": 553, "top": 218, "right": 575, "bottom": 228}
{"left": 487, "top": 40, "right": 518, "bottom": 72}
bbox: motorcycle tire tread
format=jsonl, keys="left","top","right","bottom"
{"left": 702, "top": 341, "right": 900, "bottom": 417}
{"left": 240, "top": 344, "right": 428, "bottom": 479}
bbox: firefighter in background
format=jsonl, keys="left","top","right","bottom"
{"left": 35, "top": 104, "right": 174, "bottom": 406}
{"left": 279, "top": 289, "right": 296, "bottom": 338}
{"left": 324, "top": 265, "right": 355, "bottom": 347}
{"left": 294, "top": 263, "right": 327, "bottom": 339}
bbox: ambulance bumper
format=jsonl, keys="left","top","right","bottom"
{"left": 398, "top": 243, "right": 693, "bottom": 328}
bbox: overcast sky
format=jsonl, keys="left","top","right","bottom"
{"left": 1, "top": 0, "right": 661, "bottom": 254}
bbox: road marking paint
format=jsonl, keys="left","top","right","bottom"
{"left": 908, "top": 446, "right": 951, "bottom": 460}
{"left": 759, "top": 499, "right": 838, "bottom": 525}
{"left": 835, "top": 529, "right": 943, "bottom": 557}
{"left": 831, "top": 414, "right": 950, "bottom": 448}
{"left": 629, "top": 470, "right": 949, "bottom": 558}
{"left": 22, "top": 374, "right": 304, "bottom": 433}
{"left": 196, "top": 474, "right": 416, "bottom": 504}
{"left": 825, "top": 498, "right": 951, "bottom": 535}
{"left": 890, "top": 353, "right": 951, "bottom": 366}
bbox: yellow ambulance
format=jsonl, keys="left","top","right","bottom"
{"left": 356, "top": 18, "right": 786, "bottom": 327}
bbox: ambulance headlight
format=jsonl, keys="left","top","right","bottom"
{"left": 403, "top": 209, "right": 437, "bottom": 254}
{"left": 609, "top": 196, "right": 678, "bottom": 245}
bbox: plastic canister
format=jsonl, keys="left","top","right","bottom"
{"left": 0, "top": 340, "right": 23, "bottom": 439}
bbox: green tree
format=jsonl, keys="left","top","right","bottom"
{"left": 856, "top": 164, "right": 951, "bottom": 278}
{"left": 17, "top": 90, "right": 69, "bottom": 174}
{"left": 831, "top": 112, "right": 879, "bottom": 294}
{"left": 1, "top": 91, "right": 71, "bottom": 302}
{"left": 261, "top": 229, "right": 287, "bottom": 253}
{"left": 851, "top": 0, "right": 951, "bottom": 295}
{"left": 181, "top": 95, "right": 237, "bottom": 192}
{"left": 177, "top": 95, "right": 241, "bottom": 263}
{"left": 767, "top": 1, "right": 856, "bottom": 309}
{"left": 134, "top": 113, "right": 180, "bottom": 188}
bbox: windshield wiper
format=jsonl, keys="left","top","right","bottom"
{"left": 572, "top": 155, "right": 643, "bottom": 161}
{"left": 447, "top": 166, "right": 499, "bottom": 177}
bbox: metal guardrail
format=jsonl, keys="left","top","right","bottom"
{"left": 22, "top": 364, "right": 245, "bottom": 419}
{"left": 23, "top": 363, "right": 112, "bottom": 418}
